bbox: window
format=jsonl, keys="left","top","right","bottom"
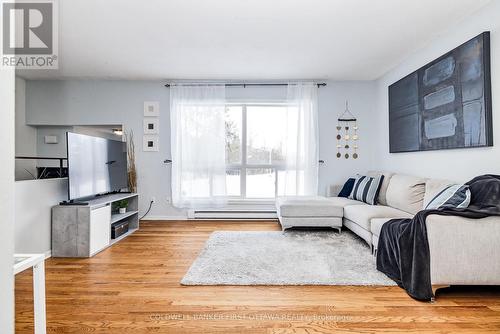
{"left": 170, "top": 83, "right": 318, "bottom": 208}
{"left": 225, "top": 103, "right": 290, "bottom": 200}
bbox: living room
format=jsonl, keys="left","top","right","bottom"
{"left": 1, "top": 0, "right": 500, "bottom": 333}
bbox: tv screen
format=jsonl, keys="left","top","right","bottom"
{"left": 67, "top": 132, "right": 128, "bottom": 200}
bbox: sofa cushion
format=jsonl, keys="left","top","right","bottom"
{"left": 386, "top": 174, "right": 426, "bottom": 214}
{"left": 371, "top": 218, "right": 393, "bottom": 237}
{"left": 343, "top": 204, "right": 412, "bottom": 231}
{"left": 276, "top": 196, "right": 343, "bottom": 217}
{"left": 328, "top": 184, "right": 344, "bottom": 197}
{"left": 423, "top": 178, "right": 455, "bottom": 208}
{"left": 326, "top": 196, "right": 365, "bottom": 208}
{"left": 371, "top": 218, "right": 396, "bottom": 248}
{"left": 367, "top": 171, "right": 394, "bottom": 206}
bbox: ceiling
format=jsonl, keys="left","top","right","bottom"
{"left": 19, "top": 0, "right": 491, "bottom": 81}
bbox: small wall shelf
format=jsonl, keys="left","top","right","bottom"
{"left": 52, "top": 193, "right": 139, "bottom": 257}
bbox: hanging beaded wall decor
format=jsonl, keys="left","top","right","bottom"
{"left": 336, "top": 101, "right": 358, "bottom": 159}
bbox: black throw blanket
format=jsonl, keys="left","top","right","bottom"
{"left": 376, "top": 174, "right": 500, "bottom": 301}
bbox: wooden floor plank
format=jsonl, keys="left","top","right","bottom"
{"left": 15, "top": 220, "right": 500, "bottom": 333}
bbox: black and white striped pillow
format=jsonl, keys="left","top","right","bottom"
{"left": 425, "top": 184, "right": 471, "bottom": 210}
{"left": 348, "top": 174, "right": 384, "bottom": 205}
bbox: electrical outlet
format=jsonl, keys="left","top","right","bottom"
{"left": 151, "top": 196, "right": 156, "bottom": 203}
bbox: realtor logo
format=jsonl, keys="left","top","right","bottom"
{"left": 1, "top": 0, "right": 58, "bottom": 68}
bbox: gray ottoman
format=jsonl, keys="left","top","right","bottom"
{"left": 276, "top": 196, "right": 343, "bottom": 232}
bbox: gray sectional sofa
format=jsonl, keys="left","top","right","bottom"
{"left": 276, "top": 171, "right": 500, "bottom": 292}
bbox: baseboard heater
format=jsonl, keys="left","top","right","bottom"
{"left": 190, "top": 209, "right": 277, "bottom": 220}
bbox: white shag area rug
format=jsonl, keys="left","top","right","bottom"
{"left": 181, "top": 230, "right": 396, "bottom": 286}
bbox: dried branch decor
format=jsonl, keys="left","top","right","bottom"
{"left": 126, "top": 130, "right": 137, "bottom": 193}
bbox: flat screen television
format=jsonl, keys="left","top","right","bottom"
{"left": 67, "top": 132, "right": 128, "bottom": 200}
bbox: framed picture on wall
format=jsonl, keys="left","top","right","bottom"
{"left": 388, "top": 32, "right": 492, "bottom": 153}
{"left": 143, "top": 135, "right": 159, "bottom": 152}
{"left": 143, "top": 118, "right": 159, "bottom": 134}
{"left": 144, "top": 101, "right": 160, "bottom": 117}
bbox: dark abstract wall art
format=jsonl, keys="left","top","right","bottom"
{"left": 389, "top": 32, "right": 492, "bottom": 153}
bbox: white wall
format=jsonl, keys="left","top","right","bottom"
{"left": 373, "top": 1, "right": 500, "bottom": 182}
{"left": 318, "top": 81, "right": 377, "bottom": 194}
{"left": 36, "top": 126, "right": 72, "bottom": 159}
{"left": 15, "top": 77, "right": 37, "bottom": 180}
{"left": 36, "top": 126, "right": 72, "bottom": 168}
{"left": 0, "top": 66, "right": 15, "bottom": 333}
{"left": 15, "top": 178, "right": 68, "bottom": 254}
{"left": 24, "top": 80, "right": 376, "bottom": 217}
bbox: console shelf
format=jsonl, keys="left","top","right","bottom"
{"left": 110, "top": 227, "right": 139, "bottom": 245}
{"left": 111, "top": 210, "right": 138, "bottom": 224}
{"left": 52, "top": 193, "right": 139, "bottom": 257}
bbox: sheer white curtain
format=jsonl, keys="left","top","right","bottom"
{"left": 281, "top": 82, "right": 319, "bottom": 196}
{"left": 170, "top": 84, "right": 227, "bottom": 208}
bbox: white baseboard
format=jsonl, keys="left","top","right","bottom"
{"left": 141, "top": 215, "right": 188, "bottom": 221}
{"left": 194, "top": 212, "right": 277, "bottom": 219}
{"left": 141, "top": 215, "right": 278, "bottom": 221}
{"left": 44, "top": 250, "right": 52, "bottom": 259}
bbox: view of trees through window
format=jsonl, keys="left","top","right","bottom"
{"left": 224, "top": 103, "right": 289, "bottom": 199}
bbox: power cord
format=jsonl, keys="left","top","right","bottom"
{"left": 139, "top": 200, "right": 154, "bottom": 220}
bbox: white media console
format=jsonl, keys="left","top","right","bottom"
{"left": 52, "top": 193, "right": 139, "bottom": 257}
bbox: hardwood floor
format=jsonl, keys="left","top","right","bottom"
{"left": 15, "top": 221, "right": 500, "bottom": 333}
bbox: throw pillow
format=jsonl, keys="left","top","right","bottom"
{"left": 349, "top": 174, "right": 385, "bottom": 205}
{"left": 338, "top": 178, "right": 355, "bottom": 197}
{"left": 425, "top": 184, "right": 471, "bottom": 210}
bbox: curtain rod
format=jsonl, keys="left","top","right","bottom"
{"left": 164, "top": 82, "right": 327, "bottom": 88}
